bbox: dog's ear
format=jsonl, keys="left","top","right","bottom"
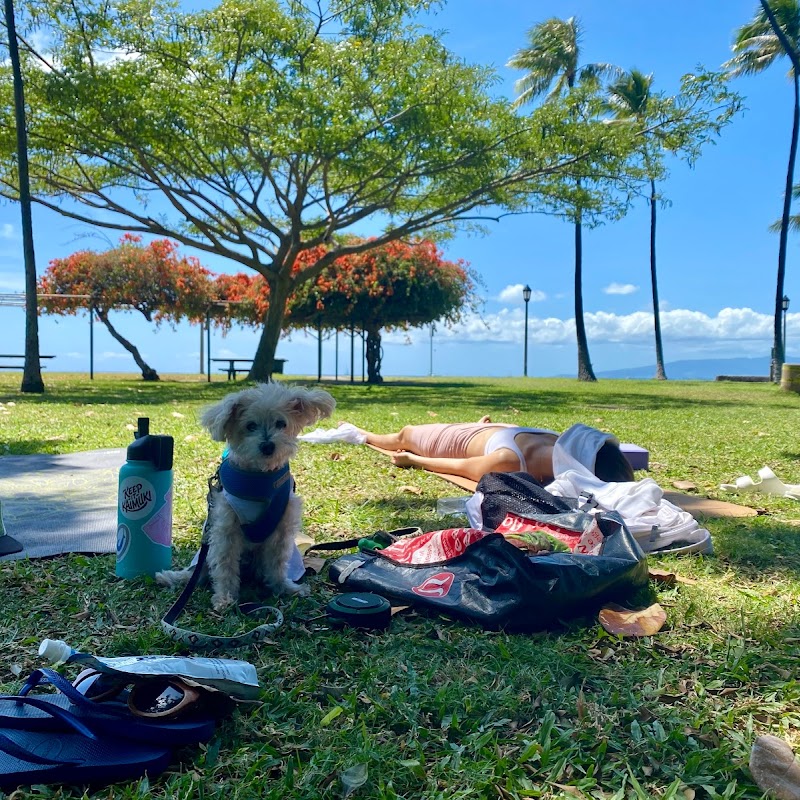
{"left": 286, "top": 388, "right": 336, "bottom": 427}
{"left": 201, "top": 393, "right": 245, "bottom": 441}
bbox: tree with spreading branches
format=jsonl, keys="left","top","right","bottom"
{"left": 38, "top": 235, "right": 215, "bottom": 380}
{"left": 287, "top": 238, "right": 475, "bottom": 383}
{"left": 0, "top": 0, "right": 646, "bottom": 381}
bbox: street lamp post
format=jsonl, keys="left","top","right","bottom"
{"left": 783, "top": 295, "right": 790, "bottom": 363}
{"left": 523, "top": 284, "right": 531, "bottom": 377}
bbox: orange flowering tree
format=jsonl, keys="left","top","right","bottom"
{"left": 38, "top": 235, "right": 215, "bottom": 380}
{"left": 210, "top": 246, "right": 329, "bottom": 330}
{"left": 287, "top": 239, "right": 476, "bottom": 383}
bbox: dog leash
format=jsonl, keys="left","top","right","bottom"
{"left": 160, "top": 472, "right": 285, "bottom": 650}
{"left": 304, "top": 526, "right": 423, "bottom": 554}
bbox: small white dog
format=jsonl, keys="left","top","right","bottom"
{"left": 157, "top": 382, "right": 335, "bottom": 611}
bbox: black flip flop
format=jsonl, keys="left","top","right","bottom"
{"left": 0, "top": 698, "right": 171, "bottom": 790}
{"left": 0, "top": 669, "right": 216, "bottom": 746}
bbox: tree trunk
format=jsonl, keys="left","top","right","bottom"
{"left": 247, "top": 277, "right": 291, "bottom": 382}
{"left": 5, "top": 0, "right": 44, "bottom": 393}
{"left": 650, "top": 178, "right": 667, "bottom": 380}
{"left": 573, "top": 202, "right": 596, "bottom": 382}
{"left": 759, "top": 0, "right": 800, "bottom": 379}
{"left": 365, "top": 324, "right": 383, "bottom": 384}
{"left": 96, "top": 310, "right": 159, "bottom": 381}
{"left": 773, "top": 72, "right": 799, "bottom": 381}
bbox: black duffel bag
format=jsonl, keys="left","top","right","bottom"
{"left": 328, "top": 511, "right": 648, "bottom": 632}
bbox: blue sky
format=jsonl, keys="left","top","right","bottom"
{"left": 1, "top": 0, "right": 798, "bottom": 378}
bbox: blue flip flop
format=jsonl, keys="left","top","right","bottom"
{"left": 0, "top": 698, "right": 171, "bottom": 790}
{"left": 0, "top": 669, "right": 216, "bottom": 746}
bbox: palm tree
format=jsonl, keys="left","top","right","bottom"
{"left": 605, "top": 69, "right": 668, "bottom": 380}
{"left": 507, "top": 17, "right": 616, "bottom": 382}
{"left": 728, "top": 0, "right": 800, "bottom": 382}
{"left": 3, "top": 0, "right": 44, "bottom": 393}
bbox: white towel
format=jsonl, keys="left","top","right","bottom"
{"left": 552, "top": 423, "right": 618, "bottom": 477}
{"left": 545, "top": 470, "right": 712, "bottom": 555}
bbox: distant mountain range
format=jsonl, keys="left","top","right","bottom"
{"left": 594, "top": 355, "right": 799, "bottom": 380}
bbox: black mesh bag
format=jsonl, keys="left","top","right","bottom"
{"left": 472, "top": 472, "right": 574, "bottom": 530}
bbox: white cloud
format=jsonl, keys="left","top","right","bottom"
{"left": 0, "top": 224, "right": 13, "bottom": 239}
{"left": 603, "top": 282, "right": 639, "bottom": 296}
{"left": 93, "top": 48, "right": 141, "bottom": 66}
{"left": 497, "top": 283, "right": 546, "bottom": 303}
{"left": 99, "top": 351, "right": 132, "bottom": 360}
{"left": 385, "top": 307, "right": 794, "bottom": 349}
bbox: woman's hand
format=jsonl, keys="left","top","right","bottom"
{"left": 390, "top": 451, "right": 418, "bottom": 468}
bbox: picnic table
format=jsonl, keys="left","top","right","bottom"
{"left": 0, "top": 354, "right": 55, "bottom": 370}
{"left": 211, "top": 358, "right": 286, "bottom": 380}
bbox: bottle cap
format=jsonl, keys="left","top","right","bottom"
{"left": 38, "top": 638, "right": 73, "bottom": 664}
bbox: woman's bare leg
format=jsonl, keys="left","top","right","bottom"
{"left": 342, "top": 423, "right": 415, "bottom": 451}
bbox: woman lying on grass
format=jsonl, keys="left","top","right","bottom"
{"left": 351, "top": 417, "right": 634, "bottom": 484}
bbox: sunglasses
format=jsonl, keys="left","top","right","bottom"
{"left": 73, "top": 669, "right": 208, "bottom": 720}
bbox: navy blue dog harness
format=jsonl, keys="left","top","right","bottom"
{"left": 218, "top": 458, "right": 293, "bottom": 543}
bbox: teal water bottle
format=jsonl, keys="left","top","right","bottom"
{"left": 116, "top": 417, "right": 174, "bottom": 579}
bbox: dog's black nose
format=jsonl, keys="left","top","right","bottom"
{"left": 259, "top": 441, "right": 275, "bottom": 456}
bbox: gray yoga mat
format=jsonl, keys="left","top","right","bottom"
{"left": 0, "top": 448, "right": 125, "bottom": 561}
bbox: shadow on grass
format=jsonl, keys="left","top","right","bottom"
{"left": 0, "top": 380, "right": 232, "bottom": 407}
{"left": 314, "top": 380, "right": 783, "bottom": 415}
{"left": 2, "top": 376, "right": 796, "bottom": 418}
{"left": 711, "top": 517, "right": 800, "bottom": 577}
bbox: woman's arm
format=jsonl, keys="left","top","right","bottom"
{"left": 392, "top": 450, "right": 520, "bottom": 482}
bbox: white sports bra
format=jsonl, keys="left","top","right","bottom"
{"left": 483, "top": 426, "right": 557, "bottom": 470}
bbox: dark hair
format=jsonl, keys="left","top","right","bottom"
{"left": 594, "top": 442, "right": 635, "bottom": 482}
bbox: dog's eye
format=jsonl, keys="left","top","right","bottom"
{"left": 245, "top": 422, "right": 259, "bottom": 433}
{"left": 274, "top": 420, "right": 287, "bottom": 430}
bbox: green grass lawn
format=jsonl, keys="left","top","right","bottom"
{"left": 0, "top": 372, "right": 798, "bottom": 799}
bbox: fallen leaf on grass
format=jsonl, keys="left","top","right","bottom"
{"left": 649, "top": 569, "right": 676, "bottom": 587}
{"left": 303, "top": 556, "right": 327, "bottom": 574}
{"left": 390, "top": 605, "right": 410, "bottom": 616}
{"left": 587, "top": 646, "right": 615, "bottom": 661}
{"left": 398, "top": 485, "right": 422, "bottom": 495}
{"left": 749, "top": 735, "right": 800, "bottom": 800}
{"left": 649, "top": 568, "right": 698, "bottom": 586}
{"left": 599, "top": 603, "right": 667, "bottom": 637}
{"left": 399, "top": 760, "right": 426, "bottom": 779}
{"left": 320, "top": 706, "right": 344, "bottom": 726}
{"left": 671, "top": 480, "right": 697, "bottom": 491}
{"left": 341, "top": 763, "right": 368, "bottom": 799}
{"left": 551, "top": 784, "right": 585, "bottom": 797}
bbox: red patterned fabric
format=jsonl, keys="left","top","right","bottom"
{"left": 494, "top": 513, "right": 603, "bottom": 555}
{"left": 380, "top": 528, "right": 490, "bottom": 565}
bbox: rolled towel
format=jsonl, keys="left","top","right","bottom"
{"left": 552, "top": 423, "right": 618, "bottom": 478}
